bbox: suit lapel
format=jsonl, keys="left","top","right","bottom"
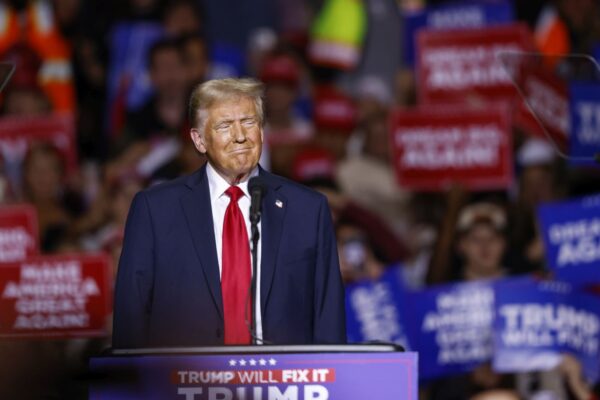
{"left": 180, "top": 165, "right": 223, "bottom": 319}
{"left": 259, "top": 169, "right": 286, "bottom": 313}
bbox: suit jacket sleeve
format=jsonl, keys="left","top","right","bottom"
{"left": 313, "top": 195, "right": 347, "bottom": 343}
{"left": 112, "top": 192, "right": 155, "bottom": 348}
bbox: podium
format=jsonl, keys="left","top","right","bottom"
{"left": 90, "top": 344, "right": 418, "bottom": 399}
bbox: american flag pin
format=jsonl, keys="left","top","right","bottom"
{"left": 275, "top": 200, "right": 283, "bottom": 208}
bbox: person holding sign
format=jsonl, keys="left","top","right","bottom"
{"left": 112, "top": 78, "right": 345, "bottom": 348}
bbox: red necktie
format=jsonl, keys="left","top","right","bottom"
{"left": 221, "top": 186, "right": 252, "bottom": 344}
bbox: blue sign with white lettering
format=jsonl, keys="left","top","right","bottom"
{"left": 493, "top": 279, "right": 600, "bottom": 383}
{"left": 106, "top": 23, "right": 165, "bottom": 112}
{"left": 405, "top": 279, "right": 495, "bottom": 380}
{"left": 569, "top": 82, "right": 600, "bottom": 165}
{"left": 345, "top": 266, "right": 410, "bottom": 350}
{"left": 538, "top": 194, "right": 600, "bottom": 285}
{"left": 405, "top": 276, "right": 536, "bottom": 380}
{"left": 403, "top": 0, "right": 514, "bottom": 66}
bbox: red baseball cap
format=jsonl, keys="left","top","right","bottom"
{"left": 260, "top": 54, "right": 300, "bottom": 85}
{"left": 292, "top": 147, "right": 336, "bottom": 182}
{"left": 313, "top": 86, "right": 356, "bottom": 133}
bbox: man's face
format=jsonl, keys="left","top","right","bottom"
{"left": 183, "top": 39, "right": 208, "bottom": 85}
{"left": 150, "top": 48, "right": 188, "bottom": 97}
{"left": 191, "top": 96, "right": 263, "bottom": 183}
{"left": 25, "top": 149, "right": 63, "bottom": 202}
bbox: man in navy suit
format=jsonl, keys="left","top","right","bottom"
{"left": 112, "top": 78, "right": 345, "bottom": 348}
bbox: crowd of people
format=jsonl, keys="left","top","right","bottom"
{"left": 0, "top": 0, "right": 600, "bottom": 398}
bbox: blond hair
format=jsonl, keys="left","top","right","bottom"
{"left": 188, "top": 78, "right": 264, "bottom": 130}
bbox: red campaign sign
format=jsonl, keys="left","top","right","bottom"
{"left": 0, "top": 114, "right": 77, "bottom": 174}
{"left": 512, "top": 61, "right": 569, "bottom": 150}
{"left": 416, "top": 23, "right": 535, "bottom": 104}
{"left": 0, "top": 253, "right": 112, "bottom": 339}
{"left": 0, "top": 204, "right": 39, "bottom": 262}
{"left": 390, "top": 104, "right": 513, "bottom": 191}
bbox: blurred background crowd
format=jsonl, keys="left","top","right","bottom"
{"left": 0, "top": 0, "right": 599, "bottom": 398}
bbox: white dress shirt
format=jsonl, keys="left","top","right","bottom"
{"left": 206, "top": 162, "right": 263, "bottom": 342}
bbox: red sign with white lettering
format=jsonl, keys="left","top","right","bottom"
{"left": 416, "top": 23, "right": 534, "bottom": 104}
{"left": 0, "top": 205, "right": 39, "bottom": 262}
{"left": 390, "top": 104, "right": 513, "bottom": 191}
{"left": 0, "top": 253, "right": 112, "bottom": 339}
{"left": 0, "top": 114, "right": 77, "bottom": 180}
{"left": 512, "top": 61, "right": 569, "bottom": 150}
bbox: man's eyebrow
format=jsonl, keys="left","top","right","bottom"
{"left": 213, "top": 114, "right": 257, "bottom": 126}
{"left": 214, "top": 118, "right": 234, "bottom": 125}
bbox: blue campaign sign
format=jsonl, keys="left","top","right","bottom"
{"left": 345, "top": 266, "right": 410, "bottom": 350}
{"left": 206, "top": 42, "right": 246, "bottom": 79}
{"left": 537, "top": 194, "right": 600, "bottom": 285}
{"left": 493, "top": 279, "right": 600, "bottom": 383}
{"left": 406, "top": 279, "right": 497, "bottom": 380}
{"left": 569, "top": 81, "right": 600, "bottom": 165}
{"left": 406, "top": 278, "right": 495, "bottom": 380}
{"left": 106, "top": 22, "right": 165, "bottom": 113}
{"left": 403, "top": 0, "right": 514, "bottom": 66}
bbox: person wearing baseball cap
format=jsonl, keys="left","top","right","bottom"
{"left": 261, "top": 53, "right": 312, "bottom": 142}
{"left": 312, "top": 85, "right": 357, "bottom": 160}
{"left": 455, "top": 202, "right": 508, "bottom": 282}
{"left": 261, "top": 53, "right": 313, "bottom": 176}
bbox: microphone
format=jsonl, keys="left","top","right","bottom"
{"left": 249, "top": 177, "right": 267, "bottom": 225}
{"left": 247, "top": 176, "right": 267, "bottom": 344}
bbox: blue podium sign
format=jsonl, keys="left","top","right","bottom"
{"left": 90, "top": 346, "right": 418, "bottom": 399}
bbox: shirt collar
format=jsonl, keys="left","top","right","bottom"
{"left": 206, "top": 162, "right": 259, "bottom": 200}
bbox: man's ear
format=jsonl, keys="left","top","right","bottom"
{"left": 190, "top": 128, "right": 207, "bottom": 153}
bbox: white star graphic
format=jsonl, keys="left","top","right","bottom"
{"left": 268, "top": 358, "right": 276, "bottom": 365}
{"left": 239, "top": 359, "right": 247, "bottom": 366}
{"left": 249, "top": 359, "right": 257, "bottom": 366}
{"left": 229, "top": 359, "right": 237, "bottom": 366}
{"left": 259, "top": 358, "right": 267, "bottom": 366}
